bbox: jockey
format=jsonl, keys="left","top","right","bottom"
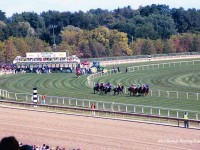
{"left": 131, "top": 84, "right": 135, "bottom": 88}
{"left": 107, "top": 82, "right": 112, "bottom": 88}
{"left": 100, "top": 82, "right": 104, "bottom": 87}
{"left": 95, "top": 82, "right": 99, "bottom": 88}
{"left": 117, "top": 84, "right": 121, "bottom": 90}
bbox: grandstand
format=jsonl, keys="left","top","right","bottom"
{"left": 13, "top": 52, "right": 80, "bottom": 73}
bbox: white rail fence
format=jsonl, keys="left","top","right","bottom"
{"left": 128, "top": 60, "right": 200, "bottom": 72}
{"left": 100, "top": 54, "right": 200, "bottom": 66}
{"left": 0, "top": 88, "right": 199, "bottom": 120}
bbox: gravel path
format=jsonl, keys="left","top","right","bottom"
{"left": 0, "top": 107, "right": 199, "bottom": 150}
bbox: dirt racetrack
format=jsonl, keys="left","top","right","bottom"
{"left": 0, "top": 106, "right": 200, "bottom": 150}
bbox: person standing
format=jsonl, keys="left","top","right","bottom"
{"left": 91, "top": 103, "right": 96, "bottom": 116}
{"left": 117, "top": 66, "right": 120, "bottom": 72}
{"left": 41, "top": 94, "right": 46, "bottom": 105}
{"left": 183, "top": 112, "right": 189, "bottom": 128}
{"left": 125, "top": 67, "right": 128, "bottom": 73}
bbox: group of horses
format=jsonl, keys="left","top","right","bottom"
{"left": 93, "top": 84, "right": 149, "bottom": 96}
{"left": 128, "top": 84, "right": 149, "bottom": 96}
{"left": 93, "top": 84, "right": 124, "bottom": 95}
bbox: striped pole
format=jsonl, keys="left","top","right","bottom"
{"left": 33, "top": 88, "right": 37, "bottom": 107}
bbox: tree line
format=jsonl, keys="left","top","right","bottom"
{"left": 0, "top": 4, "right": 200, "bottom": 63}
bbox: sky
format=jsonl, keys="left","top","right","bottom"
{"left": 0, "top": 0, "right": 200, "bottom": 17}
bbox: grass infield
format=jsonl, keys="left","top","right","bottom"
{"left": 0, "top": 58, "right": 200, "bottom": 112}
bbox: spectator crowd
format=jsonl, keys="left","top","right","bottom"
{"left": 0, "top": 136, "right": 82, "bottom": 150}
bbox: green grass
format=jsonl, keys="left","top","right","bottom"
{"left": 0, "top": 58, "right": 200, "bottom": 112}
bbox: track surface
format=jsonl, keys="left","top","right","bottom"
{"left": 0, "top": 107, "right": 199, "bottom": 150}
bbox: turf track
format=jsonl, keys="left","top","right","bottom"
{"left": 0, "top": 59, "right": 200, "bottom": 111}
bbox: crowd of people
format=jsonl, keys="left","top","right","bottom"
{"left": 0, "top": 64, "right": 15, "bottom": 75}
{"left": 0, "top": 136, "right": 82, "bottom": 150}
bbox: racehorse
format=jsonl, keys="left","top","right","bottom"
{"left": 104, "top": 86, "right": 112, "bottom": 94}
{"left": 128, "top": 87, "right": 137, "bottom": 96}
{"left": 76, "top": 71, "right": 82, "bottom": 78}
{"left": 128, "top": 85, "right": 149, "bottom": 96}
{"left": 76, "top": 67, "right": 82, "bottom": 78}
{"left": 95, "top": 85, "right": 112, "bottom": 94}
{"left": 113, "top": 85, "right": 124, "bottom": 95}
{"left": 93, "top": 86, "right": 100, "bottom": 94}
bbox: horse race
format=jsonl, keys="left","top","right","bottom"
{"left": 0, "top": 1, "right": 200, "bottom": 150}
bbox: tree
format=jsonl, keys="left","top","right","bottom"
{"left": 130, "top": 38, "right": 145, "bottom": 55}
{"left": 12, "top": 37, "right": 30, "bottom": 56}
{"left": 154, "top": 39, "right": 164, "bottom": 54}
{"left": 141, "top": 39, "right": 155, "bottom": 55}
{"left": 0, "top": 10, "right": 6, "bottom": 21}
{"left": 0, "top": 41, "right": 6, "bottom": 62}
{"left": 4, "top": 38, "right": 19, "bottom": 63}
{"left": 163, "top": 39, "right": 176, "bottom": 54}
{"left": 192, "top": 34, "right": 200, "bottom": 52}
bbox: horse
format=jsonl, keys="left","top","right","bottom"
{"left": 93, "top": 86, "right": 100, "bottom": 94}
{"left": 128, "top": 85, "right": 149, "bottom": 96}
{"left": 104, "top": 86, "right": 112, "bottom": 94}
{"left": 113, "top": 85, "right": 124, "bottom": 95}
{"left": 128, "top": 87, "right": 137, "bottom": 96}
{"left": 76, "top": 71, "right": 82, "bottom": 78}
{"left": 137, "top": 85, "right": 149, "bottom": 96}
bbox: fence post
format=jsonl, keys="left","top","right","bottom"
{"left": 50, "top": 97, "right": 52, "bottom": 104}
{"left": 126, "top": 105, "right": 128, "bottom": 112}
{"left": 158, "top": 108, "right": 161, "bottom": 115}
{"left": 177, "top": 111, "right": 179, "bottom": 118}
{"left": 15, "top": 93, "right": 17, "bottom": 100}
{"left": 168, "top": 110, "right": 170, "bottom": 117}
{"left": 196, "top": 113, "right": 198, "bottom": 120}
{"left": 111, "top": 102, "right": 114, "bottom": 111}
{"left": 5, "top": 91, "right": 8, "bottom": 98}
{"left": 56, "top": 97, "right": 59, "bottom": 104}
{"left": 197, "top": 93, "right": 199, "bottom": 100}
{"left": 142, "top": 107, "right": 144, "bottom": 113}
{"left": 69, "top": 98, "right": 71, "bottom": 105}
{"left": 118, "top": 105, "right": 120, "bottom": 111}
{"left": 62, "top": 98, "right": 65, "bottom": 105}
{"left": 103, "top": 102, "right": 105, "bottom": 110}
{"left": 134, "top": 106, "right": 136, "bottom": 112}
{"left": 75, "top": 99, "right": 78, "bottom": 106}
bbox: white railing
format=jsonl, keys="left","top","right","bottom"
{"left": 0, "top": 88, "right": 199, "bottom": 120}
{"left": 100, "top": 54, "right": 200, "bottom": 66}
{"left": 128, "top": 60, "right": 200, "bottom": 72}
